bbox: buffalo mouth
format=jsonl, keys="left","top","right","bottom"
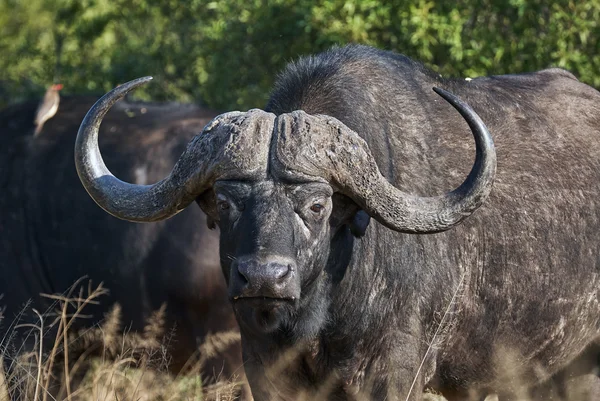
{"left": 232, "top": 297, "right": 295, "bottom": 334}
{"left": 231, "top": 295, "right": 295, "bottom": 302}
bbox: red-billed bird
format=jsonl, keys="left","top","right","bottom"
{"left": 34, "top": 83, "right": 63, "bottom": 136}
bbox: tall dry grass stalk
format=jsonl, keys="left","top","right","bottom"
{"left": 0, "top": 280, "right": 245, "bottom": 401}
{"left": 405, "top": 272, "right": 467, "bottom": 401}
{"left": 1, "top": 359, "right": 8, "bottom": 401}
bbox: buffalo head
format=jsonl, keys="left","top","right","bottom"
{"left": 75, "top": 77, "right": 496, "bottom": 336}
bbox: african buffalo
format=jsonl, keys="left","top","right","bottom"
{"left": 0, "top": 96, "right": 242, "bottom": 383}
{"left": 75, "top": 45, "right": 600, "bottom": 400}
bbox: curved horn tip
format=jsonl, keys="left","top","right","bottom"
{"left": 432, "top": 86, "right": 461, "bottom": 105}
{"left": 431, "top": 86, "right": 490, "bottom": 132}
{"left": 432, "top": 87, "right": 481, "bottom": 119}
{"left": 114, "top": 76, "right": 153, "bottom": 94}
{"left": 432, "top": 86, "right": 447, "bottom": 96}
{"left": 90, "top": 77, "right": 154, "bottom": 115}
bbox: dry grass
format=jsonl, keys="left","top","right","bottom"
{"left": 0, "top": 280, "right": 244, "bottom": 401}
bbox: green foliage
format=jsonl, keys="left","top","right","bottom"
{"left": 1, "top": 0, "right": 598, "bottom": 110}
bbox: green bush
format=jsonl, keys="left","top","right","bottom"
{"left": 1, "top": 0, "right": 598, "bottom": 110}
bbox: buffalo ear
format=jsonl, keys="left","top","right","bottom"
{"left": 331, "top": 194, "right": 370, "bottom": 238}
{"left": 206, "top": 216, "right": 217, "bottom": 230}
{"left": 196, "top": 190, "right": 219, "bottom": 229}
{"left": 349, "top": 210, "right": 370, "bottom": 237}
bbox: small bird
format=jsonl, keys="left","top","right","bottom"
{"left": 34, "top": 83, "right": 63, "bottom": 136}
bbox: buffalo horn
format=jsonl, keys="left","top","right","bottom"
{"left": 75, "top": 77, "right": 273, "bottom": 222}
{"left": 273, "top": 87, "right": 496, "bottom": 233}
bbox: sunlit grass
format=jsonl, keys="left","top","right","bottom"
{"left": 0, "top": 281, "right": 244, "bottom": 401}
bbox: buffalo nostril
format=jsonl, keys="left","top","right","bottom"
{"left": 271, "top": 263, "right": 290, "bottom": 281}
{"left": 280, "top": 264, "right": 293, "bottom": 279}
{"left": 236, "top": 266, "right": 249, "bottom": 285}
{"left": 235, "top": 265, "right": 251, "bottom": 285}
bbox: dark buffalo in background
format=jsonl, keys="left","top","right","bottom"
{"left": 75, "top": 45, "right": 600, "bottom": 401}
{"left": 0, "top": 96, "right": 242, "bottom": 382}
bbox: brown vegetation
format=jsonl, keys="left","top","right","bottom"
{"left": 0, "top": 281, "right": 244, "bottom": 401}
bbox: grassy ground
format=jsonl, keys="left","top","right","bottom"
{"left": 0, "top": 282, "right": 244, "bottom": 401}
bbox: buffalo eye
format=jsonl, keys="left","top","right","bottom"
{"left": 217, "top": 200, "right": 230, "bottom": 212}
{"left": 310, "top": 203, "right": 325, "bottom": 214}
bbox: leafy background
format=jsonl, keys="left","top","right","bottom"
{"left": 1, "top": 0, "right": 598, "bottom": 110}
